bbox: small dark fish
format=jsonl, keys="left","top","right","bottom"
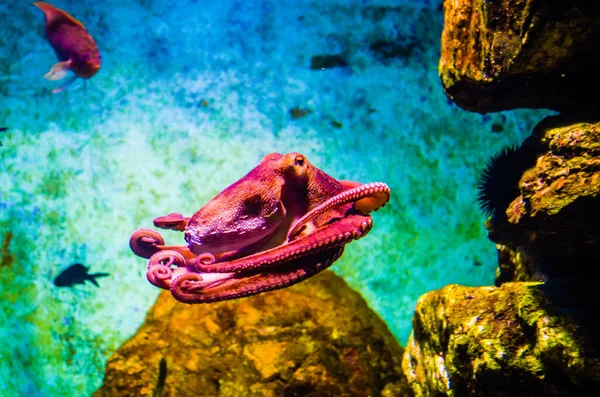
{"left": 0, "top": 127, "right": 6, "bottom": 146}
{"left": 310, "top": 54, "right": 347, "bottom": 70}
{"left": 53, "top": 263, "right": 109, "bottom": 287}
{"left": 152, "top": 358, "right": 167, "bottom": 397}
{"left": 289, "top": 107, "right": 312, "bottom": 119}
{"left": 330, "top": 120, "right": 343, "bottom": 129}
{"left": 34, "top": 2, "right": 101, "bottom": 93}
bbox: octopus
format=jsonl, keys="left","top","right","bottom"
{"left": 129, "top": 152, "right": 390, "bottom": 303}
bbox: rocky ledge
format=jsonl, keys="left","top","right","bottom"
{"left": 94, "top": 270, "right": 410, "bottom": 397}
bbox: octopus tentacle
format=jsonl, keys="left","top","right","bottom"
{"left": 147, "top": 250, "right": 187, "bottom": 289}
{"left": 195, "top": 213, "right": 373, "bottom": 273}
{"left": 130, "top": 228, "right": 196, "bottom": 260}
{"left": 170, "top": 268, "right": 240, "bottom": 300}
{"left": 170, "top": 273, "right": 205, "bottom": 294}
{"left": 130, "top": 229, "right": 165, "bottom": 258}
{"left": 153, "top": 213, "right": 190, "bottom": 231}
{"left": 287, "top": 182, "right": 390, "bottom": 240}
{"left": 194, "top": 252, "right": 216, "bottom": 272}
{"left": 353, "top": 182, "right": 391, "bottom": 213}
{"left": 170, "top": 247, "right": 344, "bottom": 304}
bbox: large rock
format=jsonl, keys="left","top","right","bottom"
{"left": 440, "top": 0, "right": 600, "bottom": 113}
{"left": 94, "top": 270, "right": 410, "bottom": 397}
{"left": 402, "top": 282, "right": 600, "bottom": 396}
{"left": 487, "top": 115, "right": 600, "bottom": 277}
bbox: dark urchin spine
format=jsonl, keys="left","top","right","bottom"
{"left": 477, "top": 145, "right": 536, "bottom": 219}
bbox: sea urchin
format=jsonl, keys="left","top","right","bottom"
{"left": 477, "top": 145, "right": 537, "bottom": 218}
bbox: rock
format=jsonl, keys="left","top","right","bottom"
{"left": 487, "top": 115, "right": 600, "bottom": 277}
{"left": 402, "top": 282, "right": 600, "bottom": 397}
{"left": 440, "top": 0, "right": 600, "bottom": 113}
{"left": 493, "top": 243, "right": 539, "bottom": 286}
{"left": 94, "top": 270, "right": 410, "bottom": 397}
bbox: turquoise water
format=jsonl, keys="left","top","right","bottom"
{"left": 0, "top": 0, "right": 547, "bottom": 395}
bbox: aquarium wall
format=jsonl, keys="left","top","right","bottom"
{"left": 0, "top": 0, "right": 547, "bottom": 395}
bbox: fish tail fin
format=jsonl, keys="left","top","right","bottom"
{"left": 87, "top": 272, "right": 109, "bottom": 287}
{"left": 52, "top": 75, "right": 78, "bottom": 94}
{"left": 86, "top": 277, "right": 100, "bottom": 287}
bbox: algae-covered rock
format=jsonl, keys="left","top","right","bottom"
{"left": 94, "top": 270, "right": 410, "bottom": 397}
{"left": 402, "top": 282, "right": 600, "bottom": 396}
{"left": 487, "top": 115, "right": 600, "bottom": 275}
{"left": 493, "top": 243, "right": 539, "bottom": 286}
{"left": 440, "top": 0, "right": 600, "bottom": 113}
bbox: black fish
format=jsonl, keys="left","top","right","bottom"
{"left": 0, "top": 127, "right": 7, "bottom": 146}
{"left": 53, "top": 263, "right": 109, "bottom": 287}
{"left": 153, "top": 357, "right": 167, "bottom": 397}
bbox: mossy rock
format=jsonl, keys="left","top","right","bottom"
{"left": 402, "top": 282, "right": 599, "bottom": 396}
{"left": 487, "top": 115, "right": 600, "bottom": 275}
{"left": 94, "top": 270, "right": 410, "bottom": 397}
{"left": 440, "top": 0, "right": 600, "bottom": 113}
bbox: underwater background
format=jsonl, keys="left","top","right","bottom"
{"left": 0, "top": 0, "right": 550, "bottom": 395}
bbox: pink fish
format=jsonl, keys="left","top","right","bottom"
{"left": 34, "top": 2, "right": 101, "bottom": 93}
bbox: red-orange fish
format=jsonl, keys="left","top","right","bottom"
{"left": 34, "top": 2, "right": 101, "bottom": 93}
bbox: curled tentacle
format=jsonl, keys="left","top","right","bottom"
{"left": 194, "top": 252, "right": 216, "bottom": 272}
{"left": 171, "top": 270, "right": 241, "bottom": 303}
{"left": 172, "top": 273, "right": 205, "bottom": 292}
{"left": 147, "top": 265, "right": 173, "bottom": 289}
{"left": 148, "top": 249, "right": 187, "bottom": 268}
{"left": 353, "top": 182, "right": 391, "bottom": 214}
{"left": 170, "top": 273, "right": 206, "bottom": 302}
{"left": 130, "top": 229, "right": 165, "bottom": 259}
{"left": 130, "top": 228, "right": 197, "bottom": 261}
{"left": 147, "top": 250, "right": 187, "bottom": 289}
{"left": 287, "top": 182, "right": 389, "bottom": 240}
{"left": 170, "top": 247, "right": 345, "bottom": 304}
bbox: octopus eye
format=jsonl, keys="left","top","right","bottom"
{"left": 82, "top": 53, "right": 90, "bottom": 62}
{"left": 294, "top": 155, "right": 305, "bottom": 166}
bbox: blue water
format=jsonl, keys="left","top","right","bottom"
{"left": 0, "top": 0, "right": 548, "bottom": 395}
